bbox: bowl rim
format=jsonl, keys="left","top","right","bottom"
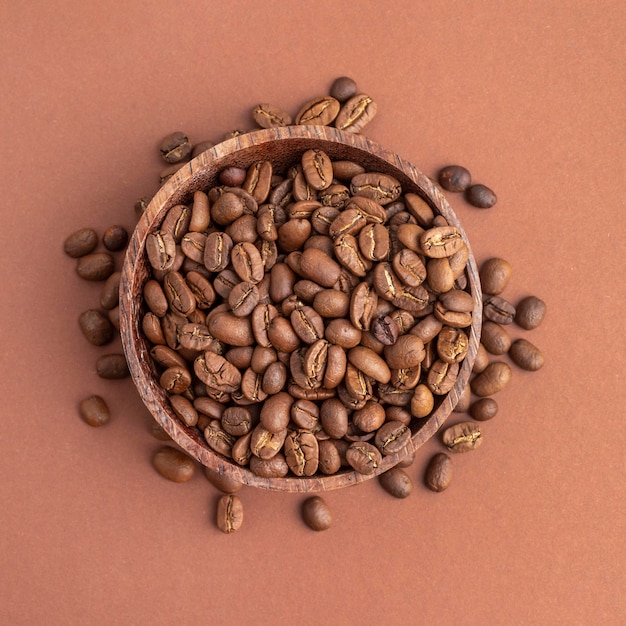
{"left": 120, "top": 125, "right": 482, "bottom": 492}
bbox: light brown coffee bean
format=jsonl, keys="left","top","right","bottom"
{"left": 194, "top": 352, "right": 242, "bottom": 393}
{"left": 301, "top": 149, "right": 333, "bottom": 191}
{"left": 479, "top": 258, "right": 511, "bottom": 295}
{"left": 260, "top": 392, "right": 293, "bottom": 433}
{"left": 420, "top": 226, "right": 464, "bottom": 258}
{"left": 160, "top": 365, "right": 192, "bottom": 394}
{"left": 350, "top": 172, "right": 401, "bottom": 205}
{"left": 249, "top": 453, "right": 289, "bottom": 478}
{"left": 383, "top": 335, "right": 425, "bottom": 370}
{"left": 373, "top": 420, "right": 411, "bottom": 456}
{"left": 347, "top": 346, "right": 391, "bottom": 384}
{"left": 216, "top": 494, "right": 244, "bottom": 534}
{"left": 335, "top": 93, "right": 377, "bottom": 133}
{"left": 252, "top": 103, "right": 293, "bottom": 128}
{"left": 146, "top": 231, "right": 176, "bottom": 272}
{"left": 208, "top": 312, "right": 255, "bottom": 347}
{"left": 515, "top": 295, "right": 547, "bottom": 330}
{"left": 509, "top": 338, "right": 544, "bottom": 371}
{"left": 437, "top": 326, "right": 469, "bottom": 363}
{"left": 250, "top": 424, "right": 287, "bottom": 460}
{"left": 299, "top": 247, "right": 342, "bottom": 287}
{"left": 295, "top": 96, "right": 340, "bottom": 125}
{"left": 471, "top": 361, "right": 512, "bottom": 396}
{"left": 285, "top": 430, "right": 319, "bottom": 476}
{"left": 481, "top": 321, "right": 512, "bottom": 355}
{"left": 64, "top": 227, "right": 98, "bottom": 258}
{"left": 425, "top": 453, "right": 453, "bottom": 491}
{"left": 318, "top": 439, "right": 342, "bottom": 475}
{"left": 442, "top": 421, "right": 483, "bottom": 452}
{"left": 410, "top": 383, "right": 434, "bottom": 418}
{"left": 345, "top": 441, "right": 383, "bottom": 475}
{"left": 302, "top": 496, "right": 333, "bottom": 531}
{"left": 152, "top": 445, "right": 195, "bottom": 482}
{"left": 79, "top": 395, "right": 110, "bottom": 427}
{"left": 378, "top": 467, "right": 413, "bottom": 498}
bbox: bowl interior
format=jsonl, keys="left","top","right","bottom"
{"left": 120, "top": 126, "right": 482, "bottom": 492}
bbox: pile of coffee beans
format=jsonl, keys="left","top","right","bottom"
{"left": 65, "top": 76, "right": 546, "bottom": 533}
{"left": 141, "top": 148, "right": 475, "bottom": 487}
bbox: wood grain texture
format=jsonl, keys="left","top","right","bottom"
{"left": 119, "top": 126, "right": 482, "bottom": 492}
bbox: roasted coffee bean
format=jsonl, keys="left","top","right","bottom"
{"left": 100, "top": 271, "right": 121, "bottom": 310}
{"left": 194, "top": 352, "right": 242, "bottom": 393}
{"left": 466, "top": 183, "right": 497, "bottom": 208}
{"left": 76, "top": 252, "right": 115, "bottom": 281}
{"left": 277, "top": 218, "right": 312, "bottom": 253}
{"left": 249, "top": 453, "right": 289, "bottom": 478}
{"left": 204, "top": 420, "right": 236, "bottom": 457}
{"left": 393, "top": 249, "right": 427, "bottom": 287}
{"left": 320, "top": 398, "right": 349, "bottom": 439}
{"left": 427, "top": 257, "right": 455, "bottom": 294}
{"left": 169, "top": 394, "right": 198, "bottom": 427}
{"left": 96, "top": 353, "right": 129, "bottom": 379}
{"left": 378, "top": 467, "right": 413, "bottom": 498}
{"left": 250, "top": 424, "right": 287, "bottom": 460}
{"left": 481, "top": 321, "right": 512, "bottom": 355}
{"left": 163, "top": 270, "right": 196, "bottom": 316}
{"left": 103, "top": 225, "right": 128, "bottom": 251}
{"left": 471, "top": 361, "right": 512, "bottom": 396}
{"left": 208, "top": 311, "right": 255, "bottom": 347}
{"left": 79, "top": 395, "right": 111, "bottom": 427}
{"left": 330, "top": 76, "right": 358, "bottom": 102}
{"left": 515, "top": 295, "right": 547, "bottom": 330}
{"left": 425, "top": 453, "right": 453, "bottom": 491}
{"left": 222, "top": 406, "right": 253, "bottom": 436}
{"left": 509, "top": 338, "right": 544, "bottom": 371}
{"left": 216, "top": 494, "right": 244, "bottom": 534}
{"left": 295, "top": 96, "right": 340, "bottom": 125}
{"left": 404, "top": 193, "right": 434, "bottom": 227}
{"left": 313, "top": 289, "right": 350, "bottom": 318}
{"left": 440, "top": 289, "right": 474, "bottom": 314}
{"left": 301, "top": 149, "right": 333, "bottom": 191}
{"left": 350, "top": 282, "right": 378, "bottom": 331}
{"left": 64, "top": 227, "right": 98, "bottom": 258}
{"left": 347, "top": 346, "right": 391, "bottom": 384}
{"left": 438, "top": 165, "right": 471, "bottom": 192}
{"left": 161, "top": 205, "right": 192, "bottom": 243}
{"left": 371, "top": 315, "right": 399, "bottom": 346}
{"left": 78, "top": 309, "right": 115, "bottom": 345}
{"left": 228, "top": 281, "right": 259, "bottom": 317}
{"left": 351, "top": 172, "right": 401, "bottom": 205}
{"left": 332, "top": 160, "right": 365, "bottom": 180}
{"left": 479, "top": 257, "right": 511, "bottom": 295}
{"left": 152, "top": 445, "right": 195, "bottom": 482}
{"left": 159, "top": 365, "right": 192, "bottom": 394}
{"left": 243, "top": 160, "right": 273, "bottom": 204}
{"left": 383, "top": 335, "right": 425, "bottom": 370}
{"left": 318, "top": 183, "right": 350, "bottom": 208}
{"left": 359, "top": 223, "right": 389, "bottom": 261}
{"left": 299, "top": 247, "right": 342, "bottom": 287}
{"left": 318, "top": 439, "right": 342, "bottom": 475}
{"left": 374, "top": 420, "right": 411, "bottom": 456}
{"left": 302, "top": 496, "right": 333, "bottom": 531}
{"left": 410, "top": 383, "right": 434, "bottom": 418}
{"left": 352, "top": 400, "right": 386, "bottom": 433}
{"left": 334, "top": 233, "right": 371, "bottom": 276}
{"left": 204, "top": 466, "right": 242, "bottom": 494}
{"left": 285, "top": 430, "right": 319, "bottom": 476}
{"left": 159, "top": 132, "right": 192, "bottom": 163}
{"left": 146, "top": 231, "right": 176, "bottom": 271}
{"left": 437, "top": 326, "right": 469, "bottom": 363}
{"left": 483, "top": 295, "right": 516, "bottom": 324}
{"left": 345, "top": 441, "right": 383, "bottom": 475}
{"left": 470, "top": 397, "right": 499, "bottom": 421}
{"left": 252, "top": 103, "right": 292, "bottom": 128}
{"left": 442, "top": 421, "right": 483, "bottom": 452}
{"left": 420, "top": 226, "right": 464, "bottom": 258}
{"left": 260, "top": 392, "right": 292, "bottom": 433}
{"left": 290, "top": 306, "right": 325, "bottom": 344}
{"left": 335, "top": 93, "right": 377, "bottom": 133}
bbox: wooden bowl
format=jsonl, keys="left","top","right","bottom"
{"left": 120, "top": 126, "right": 482, "bottom": 492}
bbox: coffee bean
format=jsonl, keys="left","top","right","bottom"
{"left": 159, "top": 132, "right": 192, "bottom": 164}
{"left": 204, "top": 466, "right": 242, "bottom": 493}
{"left": 515, "top": 295, "right": 547, "bottom": 330}
{"left": 345, "top": 441, "right": 382, "bottom": 475}
{"left": 301, "top": 496, "right": 333, "bottom": 531}
{"left": 373, "top": 420, "right": 411, "bottom": 456}
{"left": 152, "top": 445, "right": 195, "bottom": 482}
{"left": 470, "top": 397, "right": 499, "bottom": 421}
{"left": 76, "top": 252, "right": 115, "bottom": 281}
{"left": 442, "top": 422, "right": 483, "bottom": 452}
{"left": 78, "top": 309, "right": 115, "bottom": 345}
{"left": 330, "top": 76, "right": 358, "bottom": 102}
{"left": 64, "top": 228, "right": 98, "bottom": 258}
{"left": 483, "top": 295, "right": 516, "bottom": 325}
{"left": 335, "top": 94, "right": 377, "bottom": 133}
{"left": 378, "top": 467, "right": 413, "bottom": 498}
{"left": 96, "top": 353, "right": 129, "bottom": 379}
{"left": 471, "top": 361, "right": 512, "bottom": 396}
{"left": 425, "top": 453, "right": 453, "bottom": 491}
{"left": 295, "top": 96, "right": 340, "bottom": 125}
{"left": 103, "top": 225, "right": 128, "bottom": 251}
{"left": 438, "top": 165, "right": 471, "bottom": 192}
{"left": 481, "top": 320, "right": 511, "bottom": 355}
{"left": 509, "top": 338, "right": 544, "bottom": 371}
{"left": 78, "top": 395, "right": 110, "bottom": 427}
{"left": 285, "top": 430, "right": 319, "bottom": 476}
{"left": 466, "top": 183, "right": 497, "bottom": 208}
{"left": 479, "top": 258, "right": 511, "bottom": 295}
{"left": 252, "top": 103, "right": 293, "bottom": 128}
{"left": 100, "top": 271, "right": 121, "bottom": 310}
{"left": 371, "top": 315, "right": 399, "bottom": 346}
{"left": 216, "top": 494, "right": 244, "bottom": 533}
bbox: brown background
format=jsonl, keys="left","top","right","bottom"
{"left": 1, "top": 2, "right": 624, "bottom": 624}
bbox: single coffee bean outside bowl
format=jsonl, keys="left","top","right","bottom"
{"left": 120, "top": 126, "right": 482, "bottom": 493}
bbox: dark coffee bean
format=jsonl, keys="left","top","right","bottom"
{"left": 438, "top": 165, "right": 471, "bottom": 192}
{"left": 100, "top": 271, "right": 121, "bottom": 310}
{"left": 302, "top": 496, "right": 333, "bottom": 531}
{"left": 216, "top": 494, "right": 244, "bottom": 533}
{"left": 515, "top": 295, "right": 547, "bottom": 330}
{"left": 78, "top": 309, "right": 115, "bottom": 345}
{"left": 103, "top": 225, "right": 128, "bottom": 251}
{"left": 466, "top": 183, "right": 497, "bottom": 208}
{"left": 378, "top": 467, "right": 413, "bottom": 498}
{"left": 480, "top": 257, "right": 511, "bottom": 295}
{"left": 78, "top": 395, "right": 110, "bottom": 427}
{"left": 471, "top": 361, "right": 512, "bottom": 396}
{"left": 152, "top": 445, "right": 195, "bottom": 482}
{"left": 425, "top": 453, "right": 453, "bottom": 491}
{"left": 442, "top": 422, "right": 483, "bottom": 452}
{"left": 64, "top": 228, "right": 98, "bottom": 258}
{"left": 509, "top": 338, "right": 544, "bottom": 371}
{"left": 159, "top": 131, "right": 192, "bottom": 163}
{"left": 96, "top": 353, "right": 129, "bottom": 379}
{"left": 371, "top": 315, "right": 399, "bottom": 346}
{"left": 76, "top": 252, "right": 115, "bottom": 281}
{"left": 470, "top": 397, "right": 499, "bottom": 421}
{"left": 204, "top": 466, "right": 242, "bottom": 493}
{"left": 329, "top": 76, "right": 358, "bottom": 102}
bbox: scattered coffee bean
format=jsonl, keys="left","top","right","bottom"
{"left": 515, "top": 295, "right": 547, "bottom": 330}
{"left": 159, "top": 131, "right": 192, "bottom": 164}
{"left": 152, "top": 445, "right": 195, "bottom": 482}
{"left": 425, "top": 453, "right": 453, "bottom": 491}
{"left": 216, "top": 494, "right": 244, "bottom": 533}
{"left": 301, "top": 496, "right": 333, "bottom": 531}
{"left": 329, "top": 76, "right": 358, "bottom": 102}
{"left": 471, "top": 361, "right": 512, "bottom": 397}
{"left": 442, "top": 421, "right": 483, "bottom": 452}
{"left": 76, "top": 252, "right": 115, "bottom": 281}
{"left": 438, "top": 165, "right": 471, "bottom": 192}
{"left": 509, "top": 338, "right": 544, "bottom": 371}
{"left": 102, "top": 225, "right": 129, "bottom": 251}
{"left": 64, "top": 228, "right": 98, "bottom": 258}
{"left": 78, "top": 309, "right": 115, "bottom": 346}
{"left": 378, "top": 467, "right": 413, "bottom": 498}
{"left": 470, "top": 397, "right": 499, "bottom": 421}
{"left": 78, "top": 395, "right": 110, "bottom": 427}
{"left": 96, "top": 353, "right": 130, "bottom": 379}
{"left": 479, "top": 257, "right": 511, "bottom": 295}
{"left": 466, "top": 183, "right": 497, "bottom": 208}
